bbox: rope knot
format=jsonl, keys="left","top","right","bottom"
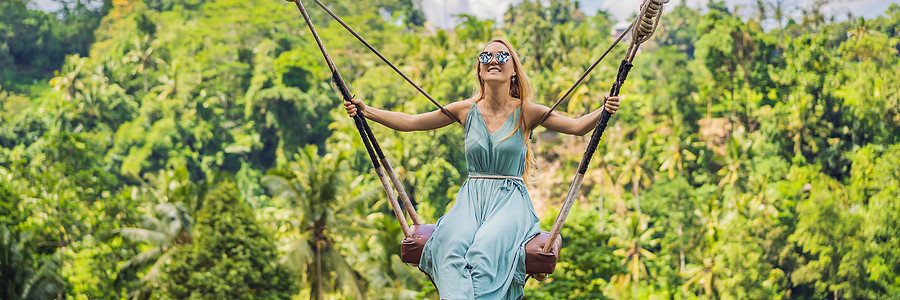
{"left": 632, "top": 0, "right": 667, "bottom": 44}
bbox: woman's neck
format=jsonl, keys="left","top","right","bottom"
{"left": 481, "top": 81, "right": 514, "bottom": 110}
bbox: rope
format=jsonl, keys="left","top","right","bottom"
{"left": 309, "top": 0, "right": 461, "bottom": 125}
{"left": 535, "top": 21, "right": 635, "bottom": 127}
{"left": 307, "top": 0, "right": 641, "bottom": 130}
{"left": 290, "top": 0, "right": 420, "bottom": 236}
{"left": 542, "top": 0, "right": 668, "bottom": 253}
{"left": 537, "top": 0, "right": 666, "bottom": 127}
{"left": 634, "top": 0, "right": 666, "bottom": 45}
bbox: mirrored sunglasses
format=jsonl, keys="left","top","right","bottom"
{"left": 478, "top": 51, "right": 511, "bottom": 64}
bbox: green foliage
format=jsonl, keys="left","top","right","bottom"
{"left": 0, "top": 0, "right": 103, "bottom": 87}
{"left": 2, "top": 0, "right": 900, "bottom": 298}
{"left": 261, "top": 145, "right": 377, "bottom": 299}
{"left": 769, "top": 33, "right": 853, "bottom": 179}
{"left": 111, "top": 202, "right": 193, "bottom": 299}
{"left": 852, "top": 145, "right": 900, "bottom": 296}
{"left": 0, "top": 180, "right": 37, "bottom": 300}
{"left": 159, "top": 181, "right": 296, "bottom": 299}
{"left": 527, "top": 209, "right": 621, "bottom": 299}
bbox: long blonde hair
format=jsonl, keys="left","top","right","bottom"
{"left": 473, "top": 39, "right": 537, "bottom": 185}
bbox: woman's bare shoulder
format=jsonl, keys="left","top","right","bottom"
{"left": 523, "top": 101, "right": 550, "bottom": 113}
{"left": 523, "top": 102, "right": 551, "bottom": 128}
{"left": 445, "top": 98, "right": 477, "bottom": 124}
{"left": 447, "top": 98, "right": 476, "bottom": 107}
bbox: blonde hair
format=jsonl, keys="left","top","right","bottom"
{"left": 473, "top": 39, "right": 537, "bottom": 185}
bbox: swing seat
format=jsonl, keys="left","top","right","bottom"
{"left": 400, "top": 224, "right": 434, "bottom": 266}
{"left": 400, "top": 224, "right": 562, "bottom": 275}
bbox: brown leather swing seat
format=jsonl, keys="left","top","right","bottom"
{"left": 400, "top": 224, "right": 562, "bottom": 275}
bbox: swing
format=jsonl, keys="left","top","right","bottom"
{"left": 288, "top": 0, "right": 668, "bottom": 280}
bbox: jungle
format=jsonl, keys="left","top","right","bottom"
{"left": 1, "top": 0, "right": 899, "bottom": 299}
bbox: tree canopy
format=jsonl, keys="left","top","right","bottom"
{"left": 1, "top": 0, "right": 899, "bottom": 298}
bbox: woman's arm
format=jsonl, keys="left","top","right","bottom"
{"left": 525, "top": 94, "right": 621, "bottom": 136}
{"left": 344, "top": 98, "right": 471, "bottom": 132}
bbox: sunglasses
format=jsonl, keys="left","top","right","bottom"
{"left": 478, "top": 51, "right": 511, "bottom": 64}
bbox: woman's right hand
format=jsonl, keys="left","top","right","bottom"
{"left": 344, "top": 98, "right": 367, "bottom": 117}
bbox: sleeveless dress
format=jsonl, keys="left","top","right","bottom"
{"left": 418, "top": 101, "right": 542, "bottom": 300}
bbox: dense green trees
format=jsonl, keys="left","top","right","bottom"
{"left": 1, "top": 0, "right": 899, "bottom": 298}
{"left": 160, "top": 181, "right": 296, "bottom": 299}
{"left": 1, "top": 0, "right": 103, "bottom": 86}
{"left": 261, "top": 146, "right": 374, "bottom": 299}
{"left": 111, "top": 202, "right": 193, "bottom": 299}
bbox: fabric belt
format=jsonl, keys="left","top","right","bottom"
{"left": 468, "top": 174, "right": 525, "bottom": 191}
{"left": 468, "top": 175, "right": 523, "bottom": 181}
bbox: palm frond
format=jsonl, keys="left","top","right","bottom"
{"left": 140, "top": 214, "right": 164, "bottom": 232}
{"left": 156, "top": 203, "right": 192, "bottom": 237}
{"left": 176, "top": 206, "right": 193, "bottom": 236}
{"left": 119, "top": 247, "right": 163, "bottom": 274}
{"left": 387, "top": 255, "right": 423, "bottom": 298}
{"left": 331, "top": 222, "right": 374, "bottom": 240}
{"left": 261, "top": 174, "right": 306, "bottom": 210}
{"left": 325, "top": 246, "right": 367, "bottom": 299}
{"left": 21, "top": 254, "right": 64, "bottom": 300}
{"left": 281, "top": 237, "right": 314, "bottom": 272}
{"left": 261, "top": 175, "right": 297, "bottom": 198}
{"left": 336, "top": 185, "right": 380, "bottom": 216}
{"left": 113, "top": 228, "right": 169, "bottom": 245}
{"left": 141, "top": 250, "right": 175, "bottom": 286}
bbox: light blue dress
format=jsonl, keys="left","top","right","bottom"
{"left": 419, "top": 101, "right": 542, "bottom": 299}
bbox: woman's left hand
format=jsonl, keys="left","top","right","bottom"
{"left": 604, "top": 93, "right": 621, "bottom": 114}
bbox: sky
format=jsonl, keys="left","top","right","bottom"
{"left": 31, "top": 0, "right": 900, "bottom": 29}
{"left": 419, "top": 0, "right": 899, "bottom": 28}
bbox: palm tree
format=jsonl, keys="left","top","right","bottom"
{"left": 615, "top": 133, "right": 654, "bottom": 214}
{"left": 111, "top": 202, "right": 193, "bottom": 299}
{"left": 681, "top": 197, "right": 723, "bottom": 298}
{"left": 151, "top": 59, "right": 180, "bottom": 102}
{"left": 49, "top": 56, "right": 85, "bottom": 102}
{"left": 609, "top": 213, "right": 659, "bottom": 291}
{"left": 717, "top": 134, "right": 751, "bottom": 201}
{"left": 359, "top": 213, "right": 426, "bottom": 299}
{"left": 745, "top": 159, "right": 780, "bottom": 219}
{"left": 48, "top": 56, "right": 86, "bottom": 133}
{"left": 770, "top": 0, "right": 786, "bottom": 38}
{"left": 122, "top": 35, "right": 156, "bottom": 93}
{"left": 1, "top": 225, "right": 66, "bottom": 300}
{"left": 681, "top": 253, "right": 718, "bottom": 298}
{"left": 262, "top": 145, "right": 378, "bottom": 300}
{"left": 658, "top": 134, "right": 698, "bottom": 180}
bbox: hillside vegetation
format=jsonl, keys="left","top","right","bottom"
{"left": 1, "top": 0, "right": 899, "bottom": 298}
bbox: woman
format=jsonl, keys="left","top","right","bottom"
{"left": 345, "top": 39, "right": 620, "bottom": 299}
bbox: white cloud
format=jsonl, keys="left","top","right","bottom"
{"left": 601, "top": 0, "right": 643, "bottom": 19}
{"left": 31, "top": 0, "right": 900, "bottom": 29}
{"left": 469, "top": 0, "right": 517, "bottom": 20}
{"left": 34, "top": 0, "right": 62, "bottom": 11}
{"left": 421, "top": 0, "right": 472, "bottom": 28}
{"left": 420, "top": 0, "right": 899, "bottom": 28}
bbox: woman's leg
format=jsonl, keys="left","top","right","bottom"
{"left": 419, "top": 188, "right": 480, "bottom": 299}
{"left": 465, "top": 190, "right": 540, "bottom": 299}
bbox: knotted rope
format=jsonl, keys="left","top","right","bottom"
{"left": 625, "top": 0, "right": 667, "bottom": 63}
{"left": 542, "top": 0, "right": 668, "bottom": 253}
